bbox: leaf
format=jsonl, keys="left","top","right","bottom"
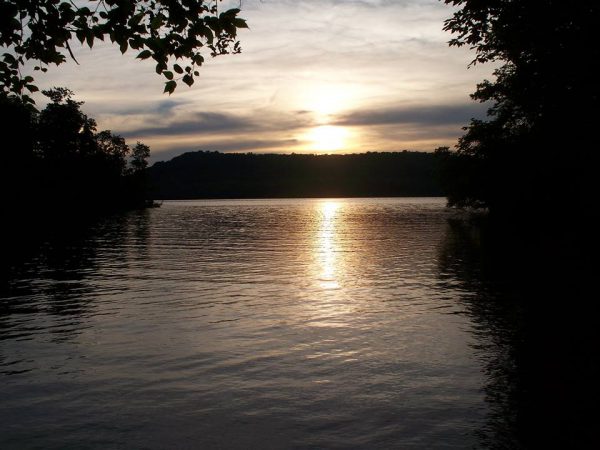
{"left": 155, "top": 61, "right": 167, "bottom": 74}
{"left": 182, "top": 74, "right": 194, "bottom": 86}
{"left": 233, "top": 18, "right": 248, "bottom": 29}
{"left": 164, "top": 80, "right": 177, "bottom": 95}
{"left": 21, "top": 94, "right": 35, "bottom": 105}
{"left": 86, "top": 32, "right": 94, "bottom": 48}
{"left": 173, "top": 64, "right": 183, "bottom": 74}
{"left": 137, "top": 50, "right": 152, "bottom": 59}
{"left": 163, "top": 71, "right": 173, "bottom": 80}
{"left": 120, "top": 40, "right": 128, "bottom": 53}
{"left": 25, "top": 84, "right": 39, "bottom": 93}
{"left": 94, "top": 26, "right": 105, "bottom": 40}
{"left": 222, "top": 23, "right": 236, "bottom": 37}
{"left": 222, "top": 8, "right": 241, "bottom": 18}
{"left": 129, "top": 13, "right": 144, "bottom": 27}
{"left": 3, "top": 53, "right": 16, "bottom": 64}
{"left": 200, "top": 27, "right": 214, "bottom": 45}
{"left": 151, "top": 16, "right": 163, "bottom": 30}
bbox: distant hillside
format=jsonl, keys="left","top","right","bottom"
{"left": 148, "top": 151, "right": 444, "bottom": 199}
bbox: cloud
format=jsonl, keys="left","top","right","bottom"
{"left": 129, "top": 101, "right": 486, "bottom": 160}
{"left": 122, "top": 112, "right": 258, "bottom": 138}
{"left": 149, "top": 138, "right": 301, "bottom": 162}
{"left": 121, "top": 106, "right": 317, "bottom": 141}
{"left": 333, "top": 102, "right": 488, "bottom": 127}
{"left": 155, "top": 99, "right": 186, "bottom": 115}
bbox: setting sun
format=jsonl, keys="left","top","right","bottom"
{"left": 307, "top": 125, "right": 348, "bottom": 152}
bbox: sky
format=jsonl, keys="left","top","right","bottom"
{"left": 29, "top": 0, "right": 495, "bottom": 162}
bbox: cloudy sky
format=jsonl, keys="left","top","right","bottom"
{"left": 30, "top": 0, "right": 494, "bottom": 162}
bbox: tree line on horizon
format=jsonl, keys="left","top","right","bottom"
{"left": 148, "top": 150, "right": 444, "bottom": 199}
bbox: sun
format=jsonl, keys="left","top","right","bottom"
{"left": 308, "top": 125, "right": 348, "bottom": 152}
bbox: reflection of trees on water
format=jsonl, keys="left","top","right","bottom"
{"left": 438, "top": 219, "right": 524, "bottom": 448}
{"left": 438, "top": 218, "right": 598, "bottom": 448}
{"left": 0, "top": 211, "right": 151, "bottom": 342}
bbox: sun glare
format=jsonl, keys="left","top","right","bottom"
{"left": 317, "top": 201, "right": 341, "bottom": 290}
{"left": 308, "top": 126, "right": 348, "bottom": 152}
{"left": 300, "top": 83, "right": 355, "bottom": 120}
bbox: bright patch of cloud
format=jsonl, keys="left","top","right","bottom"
{"left": 28, "top": 0, "right": 495, "bottom": 161}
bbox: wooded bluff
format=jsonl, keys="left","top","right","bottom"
{"left": 148, "top": 151, "right": 443, "bottom": 199}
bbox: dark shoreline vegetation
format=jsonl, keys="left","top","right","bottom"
{"left": 437, "top": 2, "right": 599, "bottom": 224}
{"left": 1, "top": 89, "right": 154, "bottom": 269}
{"left": 2, "top": 89, "right": 150, "bottom": 221}
{"left": 148, "top": 150, "right": 445, "bottom": 200}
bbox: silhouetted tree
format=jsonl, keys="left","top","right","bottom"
{"left": 2, "top": 88, "right": 151, "bottom": 218}
{"left": 441, "top": 1, "right": 599, "bottom": 219}
{"left": 0, "top": 90, "right": 36, "bottom": 162}
{"left": 0, "top": 0, "right": 247, "bottom": 101}
{"left": 95, "top": 130, "right": 131, "bottom": 175}
{"left": 130, "top": 143, "right": 151, "bottom": 174}
{"left": 126, "top": 142, "right": 152, "bottom": 201}
{"left": 36, "top": 88, "right": 97, "bottom": 160}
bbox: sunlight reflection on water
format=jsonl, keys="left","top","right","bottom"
{"left": 316, "top": 200, "right": 341, "bottom": 290}
{"left": 0, "top": 198, "right": 516, "bottom": 448}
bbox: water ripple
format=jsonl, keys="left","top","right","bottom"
{"left": 1, "top": 198, "right": 500, "bottom": 448}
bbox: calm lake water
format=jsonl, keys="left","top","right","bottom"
{"left": 2, "top": 197, "right": 591, "bottom": 448}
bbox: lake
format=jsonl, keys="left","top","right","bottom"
{"left": 1, "top": 198, "right": 594, "bottom": 448}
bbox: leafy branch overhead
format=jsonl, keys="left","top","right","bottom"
{"left": 0, "top": 0, "right": 248, "bottom": 102}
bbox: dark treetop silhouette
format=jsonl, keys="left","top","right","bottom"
{"left": 0, "top": 0, "right": 247, "bottom": 101}
{"left": 439, "top": 1, "right": 599, "bottom": 220}
{"left": 2, "top": 88, "right": 151, "bottom": 220}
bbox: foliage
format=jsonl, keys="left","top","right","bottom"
{"left": 0, "top": 0, "right": 247, "bottom": 101}
{"left": 1, "top": 88, "right": 150, "bottom": 213}
{"left": 36, "top": 87, "right": 98, "bottom": 159}
{"left": 440, "top": 1, "right": 599, "bottom": 215}
{"left": 131, "top": 142, "right": 151, "bottom": 172}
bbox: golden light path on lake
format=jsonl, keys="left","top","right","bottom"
{"left": 316, "top": 200, "right": 342, "bottom": 290}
